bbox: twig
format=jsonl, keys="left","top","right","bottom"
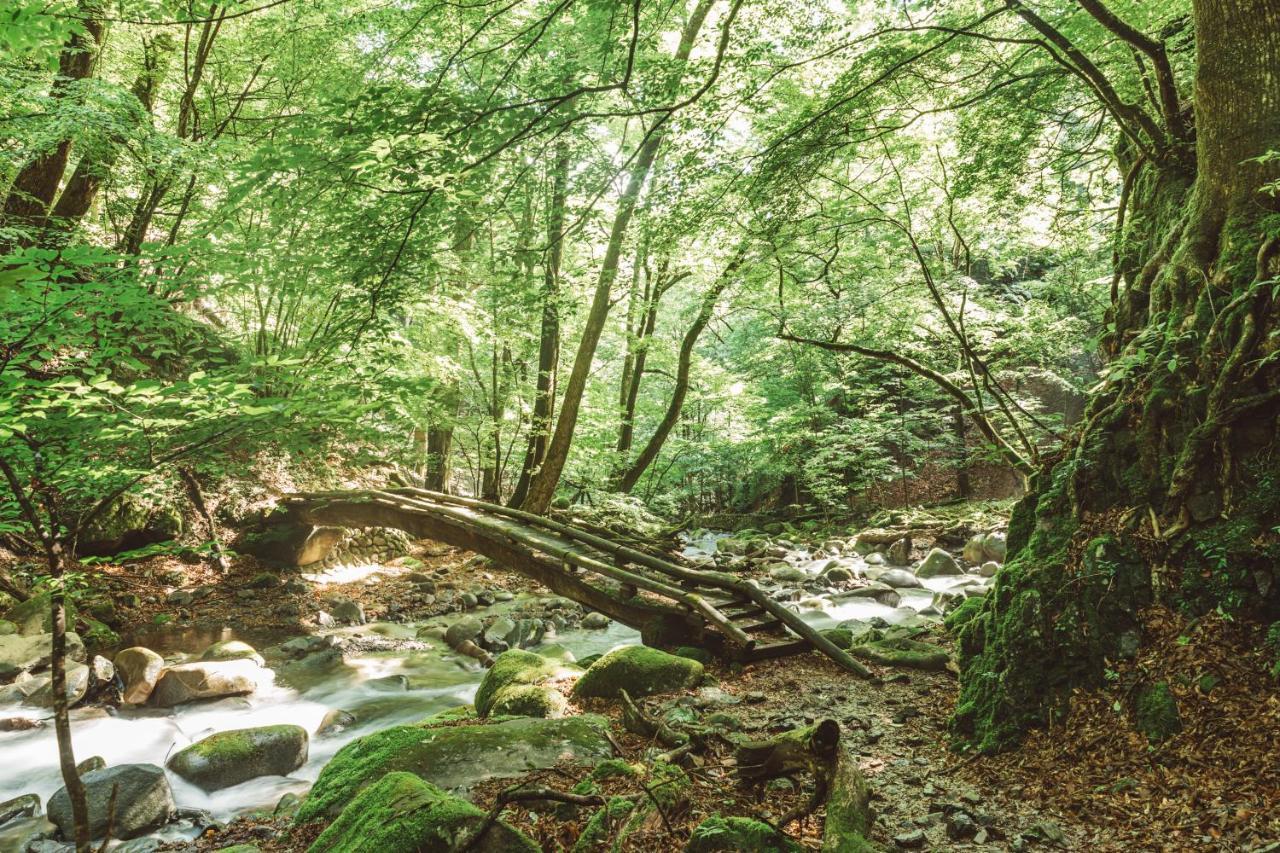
{"left": 459, "top": 784, "right": 605, "bottom": 852}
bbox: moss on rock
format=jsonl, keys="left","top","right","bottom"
{"left": 167, "top": 724, "right": 308, "bottom": 791}
{"left": 298, "top": 715, "right": 613, "bottom": 820}
{"left": 571, "top": 645, "right": 703, "bottom": 701}
{"left": 1134, "top": 682, "right": 1182, "bottom": 742}
{"left": 686, "top": 816, "right": 803, "bottom": 852}
{"left": 849, "top": 638, "right": 949, "bottom": 671}
{"left": 571, "top": 796, "right": 636, "bottom": 852}
{"left": 943, "top": 596, "right": 986, "bottom": 634}
{"left": 307, "top": 771, "right": 537, "bottom": 853}
{"left": 474, "top": 649, "right": 574, "bottom": 718}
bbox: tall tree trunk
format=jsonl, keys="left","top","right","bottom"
{"left": 616, "top": 248, "right": 746, "bottom": 493}
{"left": 953, "top": 0, "right": 1280, "bottom": 754}
{"left": 49, "top": 35, "right": 178, "bottom": 231}
{"left": 519, "top": 0, "right": 716, "bottom": 513}
{"left": 0, "top": 3, "right": 104, "bottom": 245}
{"left": 510, "top": 145, "right": 569, "bottom": 508}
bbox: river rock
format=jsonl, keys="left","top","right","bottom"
{"left": 0, "top": 632, "right": 85, "bottom": 679}
{"left": 309, "top": 771, "right": 537, "bottom": 853}
{"left": 850, "top": 638, "right": 950, "bottom": 671}
{"left": 168, "top": 724, "right": 309, "bottom": 791}
{"left": 572, "top": 645, "right": 703, "bottom": 700}
{"left": 581, "top": 612, "right": 610, "bottom": 629}
{"left": 887, "top": 537, "right": 912, "bottom": 566}
{"left": 4, "top": 594, "right": 72, "bottom": 636}
{"left": 331, "top": 599, "right": 365, "bottom": 625}
{"left": 148, "top": 659, "right": 262, "bottom": 707}
{"left": 47, "top": 764, "right": 174, "bottom": 840}
{"left": 769, "top": 565, "right": 808, "bottom": 583}
{"left": 76, "top": 756, "right": 106, "bottom": 776}
{"left": 24, "top": 663, "right": 89, "bottom": 707}
{"left": 916, "top": 548, "right": 963, "bottom": 578}
{"left": 864, "top": 552, "right": 887, "bottom": 566}
{"left": 298, "top": 715, "right": 614, "bottom": 820}
{"left": 834, "top": 583, "right": 900, "bottom": 608}
{"left": 475, "top": 649, "right": 575, "bottom": 718}
{"left": 963, "top": 531, "right": 1007, "bottom": 564}
{"left": 200, "top": 640, "right": 265, "bottom": 667}
{"left": 878, "top": 569, "right": 923, "bottom": 589}
{"left": 114, "top": 647, "right": 165, "bottom": 704}
{"left": 0, "top": 816, "right": 56, "bottom": 850}
{"left": 444, "top": 616, "right": 483, "bottom": 647}
{"left": 979, "top": 561, "right": 1000, "bottom": 577}
{"left": 317, "top": 709, "right": 357, "bottom": 736}
{"left": 278, "top": 649, "right": 348, "bottom": 690}
{"left": 0, "top": 792, "right": 40, "bottom": 825}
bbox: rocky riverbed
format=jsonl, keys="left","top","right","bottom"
{"left": 0, "top": 513, "right": 1111, "bottom": 852}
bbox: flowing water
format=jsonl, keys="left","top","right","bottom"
{"left": 0, "top": 533, "right": 973, "bottom": 842}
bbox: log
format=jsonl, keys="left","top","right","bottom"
{"left": 734, "top": 718, "right": 841, "bottom": 784}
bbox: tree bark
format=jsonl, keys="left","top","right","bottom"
{"left": 510, "top": 144, "right": 569, "bottom": 507}
{"left": 520, "top": 0, "right": 717, "bottom": 513}
{"left": 1, "top": 3, "right": 104, "bottom": 245}
{"left": 616, "top": 248, "right": 745, "bottom": 492}
{"left": 953, "top": 0, "right": 1280, "bottom": 754}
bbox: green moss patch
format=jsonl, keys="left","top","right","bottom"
{"left": 571, "top": 645, "right": 703, "bottom": 701}
{"left": 686, "top": 816, "right": 803, "bottom": 852}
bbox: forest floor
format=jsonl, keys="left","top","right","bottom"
{"left": 78, "top": 523, "right": 1280, "bottom": 852}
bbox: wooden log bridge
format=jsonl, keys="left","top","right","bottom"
{"left": 285, "top": 487, "right": 870, "bottom": 676}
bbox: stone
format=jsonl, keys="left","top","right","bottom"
{"left": 833, "top": 584, "right": 900, "bottom": 608}
{"left": 332, "top": 600, "right": 365, "bottom": 625}
{"left": 115, "top": 647, "right": 165, "bottom": 704}
{"left": 823, "top": 751, "right": 875, "bottom": 852}
{"left": 166, "top": 589, "right": 194, "bottom": 607}
{"left": 887, "top": 537, "right": 912, "bottom": 566}
{"left": 915, "top": 548, "right": 962, "bottom": 578}
{"left": 23, "top": 663, "right": 88, "bottom": 707}
{"left": 864, "top": 552, "right": 887, "bottom": 566}
{"left": 686, "top": 815, "right": 804, "bottom": 852}
{"left": 148, "top": 659, "right": 262, "bottom": 707}
{"left": 581, "top": 612, "right": 610, "bottom": 629}
{"left": 878, "top": 569, "right": 923, "bottom": 589}
{"left": 820, "top": 564, "right": 855, "bottom": 584}
{"left": 5, "top": 594, "right": 78, "bottom": 636}
{"left": 444, "top": 616, "right": 484, "bottom": 648}
{"left": 317, "top": 709, "right": 357, "bottom": 736}
{"left": 1135, "top": 682, "right": 1182, "bottom": 742}
{"left": 47, "top": 764, "right": 174, "bottom": 840}
{"left": 247, "top": 572, "right": 280, "bottom": 589}
{"left": 89, "top": 655, "right": 114, "bottom": 687}
{"left": 201, "top": 640, "right": 265, "bottom": 667}
{"left": 769, "top": 565, "right": 808, "bottom": 583}
{"left": 849, "top": 638, "right": 950, "bottom": 671}
{"left": 76, "top": 756, "right": 106, "bottom": 776}
{"left": 945, "top": 810, "right": 977, "bottom": 840}
{"left": 979, "top": 561, "right": 1000, "bottom": 577}
{"left": 0, "top": 793, "right": 40, "bottom": 825}
{"left": 571, "top": 645, "right": 703, "bottom": 701}
{"left": 0, "top": 816, "right": 56, "bottom": 851}
{"left": 893, "top": 829, "right": 926, "bottom": 848}
{"left": 316, "top": 611, "right": 336, "bottom": 628}
{"left": 168, "top": 725, "right": 309, "bottom": 791}
{"left": 238, "top": 515, "right": 343, "bottom": 567}
{"left": 475, "top": 649, "right": 575, "bottom": 719}
{"left": 298, "top": 715, "right": 614, "bottom": 820}
{"left": 307, "top": 771, "right": 537, "bottom": 853}
{"left": 0, "top": 631, "right": 85, "bottom": 678}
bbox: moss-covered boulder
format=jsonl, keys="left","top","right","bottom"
{"left": 686, "top": 816, "right": 804, "bottom": 852}
{"left": 1134, "top": 682, "right": 1182, "bottom": 742}
{"left": 821, "top": 751, "right": 875, "bottom": 852}
{"left": 298, "top": 715, "right": 613, "bottom": 820}
{"left": 77, "top": 494, "right": 182, "bottom": 556}
{"left": 307, "top": 771, "right": 537, "bottom": 853}
{"left": 4, "top": 593, "right": 76, "bottom": 636}
{"left": 167, "top": 725, "right": 308, "bottom": 791}
{"left": 571, "top": 645, "right": 703, "bottom": 700}
{"left": 849, "top": 638, "right": 950, "bottom": 671}
{"left": 916, "top": 548, "right": 963, "bottom": 578}
{"left": 474, "top": 649, "right": 575, "bottom": 718}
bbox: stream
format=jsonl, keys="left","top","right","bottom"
{"left": 0, "top": 531, "right": 979, "bottom": 845}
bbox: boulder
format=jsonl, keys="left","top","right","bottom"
{"left": 0, "top": 792, "right": 40, "bottom": 825}
{"left": 686, "top": 815, "right": 803, "bottom": 852}
{"left": 24, "top": 663, "right": 89, "bottom": 707}
{"left": 0, "top": 816, "right": 56, "bottom": 851}
{"left": 77, "top": 495, "right": 182, "bottom": 557}
{"left": 833, "top": 584, "right": 900, "bottom": 608}
{"left": 201, "top": 640, "right": 265, "bottom": 667}
{"left": 331, "top": 600, "right": 365, "bottom": 625}
{"left": 238, "top": 512, "right": 343, "bottom": 567}
{"left": 877, "top": 569, "right": 923, "bottom": 589}
{"left": 0, "top": 632, "right": 85, "bottom": 679}
{"left": 915, "top": 548, "right": 963, "bottom": 578}
{"left": 849, "top": 638, "right": 950, "bottom": 671}
{"left": 47, "top": 764, "right": 174, "bottom": 840}
{"left": 4, "top": 594, "right": 77, "bottom": 636}
{"left": 475, "top": 650, "right": 576, "bottom": 718}
{"left": 168, "top": 725, "right": 309, "bottom": 791}
{"left": 886, "top": 537, "right": 912, "bottom": 566}
{"left": 571, "top": 645, "right": 703, "bottom": 701}
{"left": 581, "top": 612, "right": 610, "bottom": 630}
{"left": 148, "top": 659, "right": 262, "bottom": 707}
{"left": 317, "top": 709, "right": 357, "bottom": 736}
{"left": 444, "top": 616, "right": 483, "bottom": 648}
{"left": 298, "top": 715, "right": 613, "bottom": 820}
{"left": 115, "top": 647, "right": 165, "bottom": 704}
{"left": 768, "top": 565, "right": 808, "bottom": 583}
{"left": 963, "top": 532, "right": 1006, "bottom": 564}
{"left": 307, "top": 771, "right": 537, "bottom": 853}
{"left": 979, "top": 561, "right": 1000, "bottom": 577}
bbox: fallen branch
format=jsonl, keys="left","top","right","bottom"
{"left": 460, "top": 784, "right": 605, "bottom": 852}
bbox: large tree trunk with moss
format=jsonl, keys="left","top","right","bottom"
{"left": 953, "top": 0, "right": 1280, "bottom": 753}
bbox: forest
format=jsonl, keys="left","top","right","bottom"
{"left": 0, "top": 0, "right": 1277, "bottom": 850}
